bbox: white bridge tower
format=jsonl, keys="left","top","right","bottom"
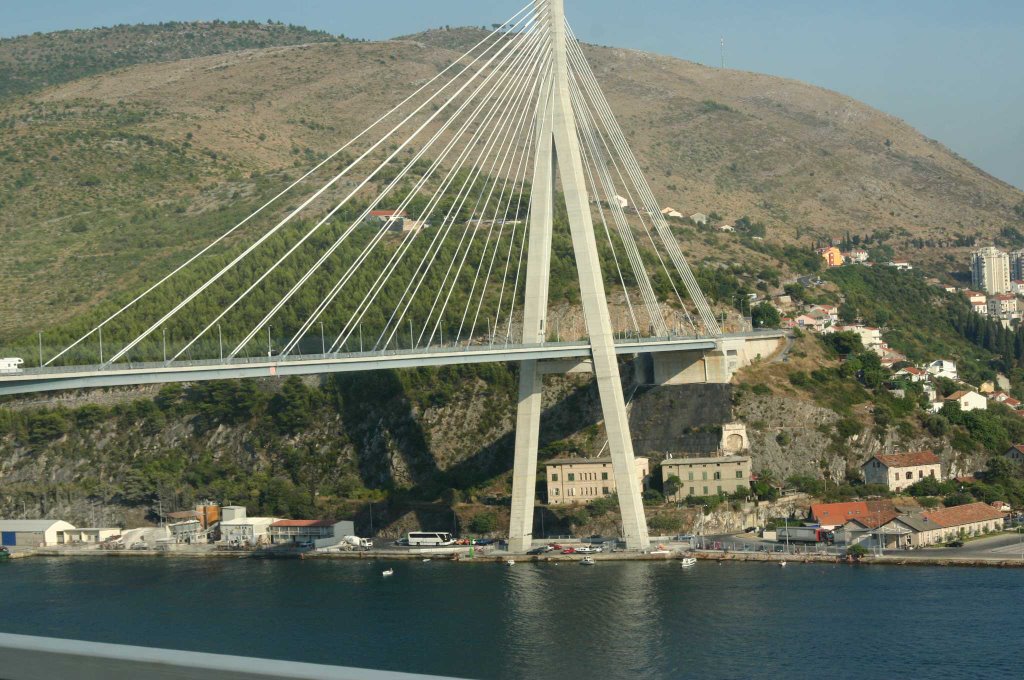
{"left": 507, "top": 0, "right": 650, "bottom": 552}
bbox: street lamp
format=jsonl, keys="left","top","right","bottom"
{"left": 267, "top": 325, "right": 273, "bottom": 357}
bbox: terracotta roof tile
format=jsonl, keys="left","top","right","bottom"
{"left": 921, "top": 502, "right": 1005, "bottom": 528}
{"left": 269, "top": 519, "right": 334, "bottom": 528}
{"left": 810, "top": 501, "right": 869, "bottom": 525}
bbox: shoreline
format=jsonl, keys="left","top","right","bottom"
{"left": 14, "top": 547, "right": 1024, "bottom": 568}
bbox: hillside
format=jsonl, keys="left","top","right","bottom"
{"left": 0, "top": 20, "right": 343, "bottom": 97}
{"left": 1, "top": 25, "right": 1022, "bottom": 339}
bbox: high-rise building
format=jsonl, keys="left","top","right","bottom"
{"left": 972, "top": 247, "right": 1011, "bottom": 294}
{"left": 1009, "top": 250, "right": 1024, "bottom": 281}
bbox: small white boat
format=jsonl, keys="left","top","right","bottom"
{"left": 422, "top": 558, "right": 431, "bottom": 563}
{"left": 779, "top": 561, "right": 787, "bottom": 568}
{"left": 580, "top": 556, "right": 595, "bottom": 565}
{"left": 680, "top": 557, "right": 697, "bottom": 568}
{"left": 506, "top": 559, "right": 515, "bottom": 566}
{"left": 382, "top": 568, "right": 394, "bottom": 577}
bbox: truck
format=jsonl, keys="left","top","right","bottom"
{"left": 0, "top": 358, "right": 24, "bottom": 374}
{"left": 342, "top": 535, "right": 373, "bottom": 549}
{"left": 776, "top": 526, "right": 834, "bottom": 545}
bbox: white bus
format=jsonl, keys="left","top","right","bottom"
{"left": 407, "top": 531, "right": 455, "bottom": 547}
{"left": 0, "top": 358, "right": 24, "bottom": 374}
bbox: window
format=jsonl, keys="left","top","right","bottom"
{"left": 602, "top": 472, "right": 608, "bottom": 481}
{"left": 929, "top": 470, "right": 935, "bottom": 478}
{"left": 702, "top": 471, "right": 708, "bottom": 481}
{"left": 568, "top": 473, "right": 575, "bottom": 482}
{"left": 894, "top": 473, "right": 899, "bottom": 481}
{"left": 717, "top": 486, "right": 722, "bottom": 493}
{"left": 736, "top": 470, "right": 743, "bottom": 479}
{"left": 713, "top": 471, "right": 721, "bottom": 480}
{"left": 602, "top": 487, "right": 610, "bottom": 495}
{"left": 703, "top": 486, "right": 708, "bottom": 495}
{"left": 918, "top": 470, "right": 924, "bottom": 478}
{"left": 551, "top": 474, "right": 558, "bottom": 482}
{"left": 689, "top": 487, "right": 695, "bottom": 496}
{"left": 688, "top": 472, "right": 694, "bottom": 481}
{"left": 568, "top": 488, "right": 575, "bottom": 497}
{"left": 553, "top": 488, "right": 559, "bottom": 496}
{"left": 905, "top": 471, "right": 912, "bottom": 480}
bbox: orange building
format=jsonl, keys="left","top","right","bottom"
{"left": 819, "top": 246, "right": 844, "bottom": 268}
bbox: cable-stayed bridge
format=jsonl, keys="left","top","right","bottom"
{"left": 0, "top": 0, "right": 784, "bottom": 550}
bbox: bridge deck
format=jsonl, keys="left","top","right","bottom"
{"left": 0, "top": 331, "right": 783, "bottom": 396}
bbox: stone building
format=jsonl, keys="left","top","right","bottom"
{"left": 545, "top": 456, "right": 649, "bottom": 505}
{"left": 861, "top": 451, "right": 941, "bottom": 492}
{"left": 660, "top": 455, "right": 751, "bottom": 501}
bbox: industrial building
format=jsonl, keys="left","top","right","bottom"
{"left": 219, "top": 507, "right": 277, "bottom": 547}
{"left": 268, "top": 520, "right": 355, "bottom": 545}
{"left": 0, "top": 520, "right": 76, "bottom": 547}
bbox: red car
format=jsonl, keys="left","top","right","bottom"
{"left": 561, "top": 547, "right": 576, "bottom": 554}
{"left": 548, "top": 543, "right": 563, "bottom": 550}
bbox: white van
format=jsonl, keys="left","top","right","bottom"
{"left": 0, "top": 358, "right": 24, "bottom": 374}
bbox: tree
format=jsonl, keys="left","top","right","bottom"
{"left": 469, "top": 512, "right": 499, "bottom": 534}
{"left": 751, "top": 303, "right": 781, "bottom": 329}
{"left": 838, "top": 302, "right": 858, "bottom": 323}
{"left": 270, "top": 376, "right": 314, "bottom": 435}
{"left": 663, "top": 476, "right": 683, "bottom": 499}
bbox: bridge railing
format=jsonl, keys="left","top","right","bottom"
{"left": 0, "top": 632, "right": 459, "bottom": 680}
{"left": 4, "top": 329, "right": 788, "bottom": 377}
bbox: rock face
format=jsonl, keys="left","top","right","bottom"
{"left": 736, "top": 393, "right": 983, "bottom": 481}
{"left": 629, "top": 384, "right": 733, "bottom": 456}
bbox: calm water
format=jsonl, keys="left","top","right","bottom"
{"left": 0, "top": 557, "right": 1019, "bottom": 679}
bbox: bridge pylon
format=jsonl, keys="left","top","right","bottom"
{"left": 507, "top": 0, "right": 650, "bottom": 552}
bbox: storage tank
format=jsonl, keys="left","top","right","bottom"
{"left": 221, "top": 506, "right": 247, "bottom": 522}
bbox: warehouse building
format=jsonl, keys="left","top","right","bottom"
{"left": 220, "top": 516, "right": 278, "bottom": 548}
{"left": 0, "top": 520, "right": 76, "bottom": 547}
{"left": 268, "top": 519, "right": 355, "bottom": 545}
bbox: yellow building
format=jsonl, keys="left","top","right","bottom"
{"left": 545, "top": 456, "right": 649, "bottom": 505}
{"left": 819, "top": 246, "right": 844, "bottom": 268}
{"left": 660, "top": 455, "right": 752, "bottom": 501}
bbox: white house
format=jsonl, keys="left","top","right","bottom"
{"left": 887, "top": 260, "right": 913, "bottom": 271}
{"left": 690, "top": 212, "right": 708, "bottom": 225}
{"left": 0, "top": 520, "right": 76, "bottom": 547}
{"left": 926, "top": 360, "right": 958, "bottom": 381}
{"left": 661, "top": 207, "right": 683, "bottom": 219}
{"left": 942, "top": 390, "right": 987, "bottom": 412}
{"left": 987, "top": 294, "right": 1018, "bottom": 317}
{"left": 843, "top": 249, "right": 869, "bottom": 263}
{"left": 895, "top": 366, "right": 929, "bottom": 382}
{"left": 861, "top": 451, "right": 941, "bottom": 493}
{"left": 613, "top": 195, "right": 629, "bottom": 209}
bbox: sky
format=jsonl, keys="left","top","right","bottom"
{"left": 3, "top": 0, "right": 1022, "bottom": 190}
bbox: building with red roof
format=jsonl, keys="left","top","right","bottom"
{"left": 862, "top": 451, "right": 942, "bottom": 492}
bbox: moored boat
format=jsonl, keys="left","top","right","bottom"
{"left": 680, "top": 557, "right": 697, "bottom": 567}
{"left": 580, "top": 556, "right": 595, "bottom": 565}
{"left": 382, "top": 568, "right": 394, "bottom": 577}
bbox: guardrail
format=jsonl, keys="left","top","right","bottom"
{"left": 0, "top": 632, "right": 460, "bottom": 680}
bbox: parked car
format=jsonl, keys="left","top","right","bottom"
{"left": 129, "top": 542, "right": 147, "bottom": 550}
{"left": 947, "top": 540, "right": 965, "bottom": 548}
{"left": 560, "top": 547, "right": 577, "bottom": 554}
{"left": 527, "top": 546, "right": 549, "bottom": 555}
{"left": 548, "top": 543, "right": 563, "bottom": 550}
{"left": 473, "top": 538, "right": 496, "bottom": 546}
{"left": 297, "top": 542, "right": 315, "bottom": 550}
{"left": 394, "top": 538, "right": 409, "bottom": 547}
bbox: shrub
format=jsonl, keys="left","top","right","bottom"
{"left": 648, "top": 514, "right": 683, "bottom": 533}
{"left": 469, "top": 512, "right": 499, "bottom": 534}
